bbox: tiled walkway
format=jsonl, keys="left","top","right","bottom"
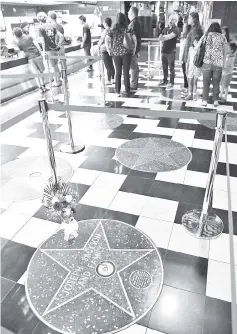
{"left": 1, "top": 46, "right": 237, "bottom": 334}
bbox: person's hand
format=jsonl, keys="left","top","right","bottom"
{"left": 132, "top": 49, "right": 136, "bottom": 56}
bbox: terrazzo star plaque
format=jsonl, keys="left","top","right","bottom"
{"left": 26, "top": 219, "right": 163, "bottom": 334}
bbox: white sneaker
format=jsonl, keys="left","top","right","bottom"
{"left": 166, "top": 83, "right": 174, "bottom": 90}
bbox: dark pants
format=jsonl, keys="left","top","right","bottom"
{"left": 113, "top": 53, "right": 132, "bottom": 94}
{"left": 130, "top": 54, "right": 139, "bottom": 89}
{"left": 84, "top": 45, "right": 93, "bottom": 70}
{"left": 102, "top": 51, "right": 115, "bottom": 81}
{"left": 202, "top": 63, "right": 222, "bottom": 102}
{"left": 182, "top": 62, "right": 188, "bottom": 88}
{"left": 162, "top": 52, "right": 175, "bottom": 84}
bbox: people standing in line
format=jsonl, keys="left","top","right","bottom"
{"left": 179, "top": 17, "right": 191, "bottom": 96}
{"left": 185, "top": 36, "right": 202, "bottom": 100}
{"left": 222, "top": 26, "right": 230, "bottom": 43}
{"left": 182, "top": 12, "right": 203, "bottom": 91}
{"left": 128, "top": 6, "right": 141, "bottom": 91}
{"left": 37, "top": 12, "right": 64, "bottom": 87}
{"left": 79, "top": 15, "right": 93, "bottom": 72}
{"left": 20, "top": 22, "right": 30, "bottom": 35}
{"left": 105, "top": 12, "right": 137, "bottom": 97}
{"left": 158, "top": 15, "right": 179, "bottom": 90}
{"left": 48, "top": 11, "right": 67, "bottom": 72}
{"left": 13, "top": 27, "right": 47, "bottom": 93}
{"left": 202, "top": 22, "right": 227, "bottom": 107}
{"left": 220, "top": 42, "right": 237, "bottom": 102}
{"left": 98, "top": 17, "right": 115, "bottom": 85}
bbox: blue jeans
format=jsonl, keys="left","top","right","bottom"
{"left": 162, "top": 52, "right": 176, "bottom": 84}
{"left": 202, "top": 63, "right": 222, "bottom": 102}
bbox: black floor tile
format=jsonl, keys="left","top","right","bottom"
{"left": 0, "top": 145, "right": 27, "bottom": 166}
{"left": 103, "top": 159, "right": 131, "bottom": 175}
{"left": 80, "top": 157, "right": 111, "bottom": 172}
{"left": 115, "top": 124, "right": 137, "bottom": 132}
{"left": 74, "top": 204, "right": 107, "bottom": 221}
{"left": 108, "top": 130, "right": 132, "bottom": 139}
{"left": 188, "top": 159, "right": 211, "bottom": 173}
{"left": 128, "top": 168, "right": 157, "bottom": 180}
{"left": 119, "top": 175, "right": 154, "bottom": 196}
{"left": 194, "top": 129, "right": 215, "bottom": 141}
{"left": 67, "top": 182, "right": 90, "bottom": 200}
{"left": 1, "top": 277, "right": 15, "bottom": 302}
{"left": 89, "top": 146, "right": 116, "bottom": 159}
{"left": 34, "top": 206, "right": 60, "bottom": 223}
{"left": 177, "top": 123, "right": 197, "bottom": 131}
{"left": 148, "top": 285, "right": 205, "bottom": 334}
{"left": 103, "top": 209, "right": 139, "bottom": 227}
{"left": 217, "top": 162, "right": 237, "bottom": 177}
{"left": 1, "top": 105, "right": 38, "bottom": 132}
{"left": 1, "top": 241, "right": 35, "bottom": 282}
{"left": 212, "top": 208, "right": 237, "bottom": 235}
{"left": 157, "top": 118, "right": 179, "bottom": 129}
{"left": 180, "top": 185, "right": 205, "bottom": 206}
{"left": 33, "top": 322, "right": 59, "bottom": 334}
{"left": 1, "top": 284, "right": 38, "bottom": 333}
{"left": 189, "top": 147, "right": 212, "bottom": 162}
{"left": 163, "top": 250, "right": 208, "bottom": 295}
{"left": 203, "top": 297, "right": 232, "bottom": 334}
{"left": 222, "top": 134, "right": 237, "bottom": 144}
{"left": 149, "top": 181, "right": 183, "bottom": 202}
{"left": 128, "top": 132, "right": 171, "bottom": 140}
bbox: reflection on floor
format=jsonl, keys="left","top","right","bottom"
{"left": 1, "top": 46, "right": 237, "bottom": 334}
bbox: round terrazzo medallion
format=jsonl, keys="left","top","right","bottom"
{"left": 26, "top": 219, "right": 163, "bottom": 334}
{"left": 116, "top": 138, "right": 192, "bottom": 173}
{"left": 199, "top": 112, "right": 237, "bottom": 131}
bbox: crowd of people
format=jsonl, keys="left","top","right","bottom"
{"left": 12, "top": 8, "right": 237, "bottom": 106}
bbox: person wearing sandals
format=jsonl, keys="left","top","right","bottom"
{"left": 98, "top": 17, "right": 115, "bottom": 85}
{"left": 185, "top": 36, "right": 202, "bottom": 101}
{"left": 201, "top": 22, "right": 227, "bottom": 107}
{"left": 13, "top": 27, "right": 47, "bottom": 94}
{"left": 220, "top": 43, "right": 237, "bottom": 102}
{"left": 106, "top": 13, "right": 137, "bottom": 97}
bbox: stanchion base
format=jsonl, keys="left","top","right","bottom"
{"left": 182, "top": 209, "right": 224, "bottom": 239}
{"left": 60, "top": 143, "right": 85, "bottom": 154}
{"left": 104, "top": 102, "right": 113, "bottom": 108}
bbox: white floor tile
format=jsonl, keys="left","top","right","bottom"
{"left": 80, "top": 185, "right": 118, "bottom": 209}
{"left": 192, "top": 139, "right": 214, "bottom": 151}
{"left": 209, "top": 233, "right": 237, "bottom": 265}
{"left": 12, "top": 217, "right": 59, "bottom": 248}
{"left": 7, "top": 199, "right": 41, "bottom": 216}
{"left": 109, "top": 191, "right": 148, "bottom": 216}
{"left": 92, "top": 172, "right": 126, "bottom": 190}
{"left": 178, "top": 119, "right": 199, "bottom": 125}
{"left": 172, "top": 129, "right": 195, "bottom": 147}
{"left": 136, "top": 216, "right": 173, "bottom": 248}
{"left": 213, "top": 189, "right": 237, "bottom": 212}
{"left": 168, "top": 224, "right": 210, "bottom": 258}
{"left": 206, "top": 260, "right": 237, "bottom": 302}
{"left": 219, "top": 143, "right": 237, "bottom": 165}
{"left": 146, "top": 329, "right": 166, "bottom": 334}
{"left": 213, "top": 175, "right": 237, "bottom": 193}
{"left": 150, "top": 104, "right": 169, "bottom": 111}
{"left": 18, "top": 271, "right": 27, "bottom": 285}
{"left": 0, "top": 211, "right": 31, "bottom": 239}
{"left": 184, "top": 170, "right": 208, "bottom": 188}
{"left": 141, "top": 197, "right": 178, "bottom": 223}
{"left": 70, "top": 168, "right": 101, "bottom": 185}
{"left": 155, "top": 166, "right": 187, "bottom": 184}
{"left": 118, "top": 324, "right": 147, "bottom": 334}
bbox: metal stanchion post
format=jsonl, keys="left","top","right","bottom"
{"left": 148, "top": 41, "right": 151, "bottom": 79}
{"left": 182, "top": 110, "right": 227, "bottom": 239}
{"left": 60, "top": 68, "right": 85, "bottom": 154}
{"left": 45, "top": 54, "right": 55, "bottom": 103}
{"left": 38, "top": 98, "right": 58, "bottom": 186}
{"left": 100, "top": 58, "right": 113, "bottom": 108}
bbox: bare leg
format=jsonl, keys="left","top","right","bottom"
{"left": 193, "top": 77, "right": 198, "bottom": 100}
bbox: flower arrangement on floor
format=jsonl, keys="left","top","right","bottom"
{"left": 42, "top": 182, "right": 79, "bottom": 241}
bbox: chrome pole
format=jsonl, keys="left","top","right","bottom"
{"left": 45, "top": 54, "right": 55, "bottom": 103}
{"left": 39, "top": 98, "right": 57, "bottom": 185}
{"left": 182, "top": 110, "right": 227, "bottom": 239}
{"left": 148, "top": 41, "right": 151, "bottom": 79}
{"left": 60, "top": 68, "right": 85, "bottom": 154}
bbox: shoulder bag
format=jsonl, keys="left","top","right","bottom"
{"left": 194, "top": 33, "right": 207, "bottom": 68}
{"left": 123, "top": 29, "right": 134, "bottom": 51}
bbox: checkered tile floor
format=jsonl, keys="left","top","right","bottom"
{"left": 1, "top": 46, "right": 237, "bottom": 334}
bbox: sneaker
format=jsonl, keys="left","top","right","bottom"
{"left": 158, "top": 81, "right": 168, "bottom": 87}
{"left": 86, "top": 68, "right": 93, "bottom": 72}
{"left": 52, "top": 80, "right": 62, "bottom": 87}
{"left": 181, "top": 87, "right": 188, "bottom": 93}
{"left": 214, "top": 101, "right": 219, "bottom": 107}
{"left": 106, "top": 81, "right": 112, "bottom": 86}
{"left": 185, "top": 94, "right": 193, "bottom": 101}
{"left": 166, "top": 83, "right": 174, "bottom": 90}
{"left": 111, "top": 79, "right": 115, "bottom": 84}
{"left": 193, "top": 94, "right": 198, "bottom": 101}
{"left": 201, "top": 101, "right": 208, "bottom": 107}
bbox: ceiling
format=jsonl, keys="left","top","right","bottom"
{"left": 1, "top": 0, "right": 74, "bottom": 5}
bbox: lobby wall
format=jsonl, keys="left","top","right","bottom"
{"left": 212, "top": 1, "right": 237, "bottom": 33}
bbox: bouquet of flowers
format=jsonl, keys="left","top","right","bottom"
{"left": 42, "top": 182, "right": 79, "bottom": 241}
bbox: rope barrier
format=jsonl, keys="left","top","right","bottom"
{"left": 224, "top": 125, "right": 237, "bottom": 334}
{"left": 47, "top": 102, "right": 217, "bottom": 121}
{"left": 48, "top": 55, "right": 101, "bottom": 60}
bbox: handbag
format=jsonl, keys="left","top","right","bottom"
{"left": 123, "top": 30, "right": 134, "bottom": 51}
{"left": 194, "top": 34, "right": 207, "bottom": 68}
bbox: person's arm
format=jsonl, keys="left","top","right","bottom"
{"left": 32, "top": 38, "right": 42, "bottom": 54}
{"left": 38, "top": 28, "right": 46, "bottom": 54}
{"left": 105, "top": 35, "right": 112, "bottom": 55}
{"left": 81, "top": 26, "right": 87, "bottom": 48}
{"left": 159, "top": 31, "right": 177, "bottom": 41}
{"left": 98, "top": 29, "right": 106, "bottom": 50}
{"left": 56, "top": 30, "right": 64, "bottom": 48}
{"left": 132, "top": 34, "right": 137, "bottom": 56}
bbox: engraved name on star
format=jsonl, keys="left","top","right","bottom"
{"left": 41, "top": 221, "right": 153, "bottom": 318}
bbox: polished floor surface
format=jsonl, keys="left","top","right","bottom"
{"left": 1, "top": 46, "right": 237, "bottom": 334}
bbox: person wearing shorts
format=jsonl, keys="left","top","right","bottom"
{"left": 37, "top": 11, "right": 64, "bottom": 87}
{"left": 13, "top": 27, "right": 47, "bottom": 93}
{"left": 220, "top": 42, "right": 237, "bottom": 102}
